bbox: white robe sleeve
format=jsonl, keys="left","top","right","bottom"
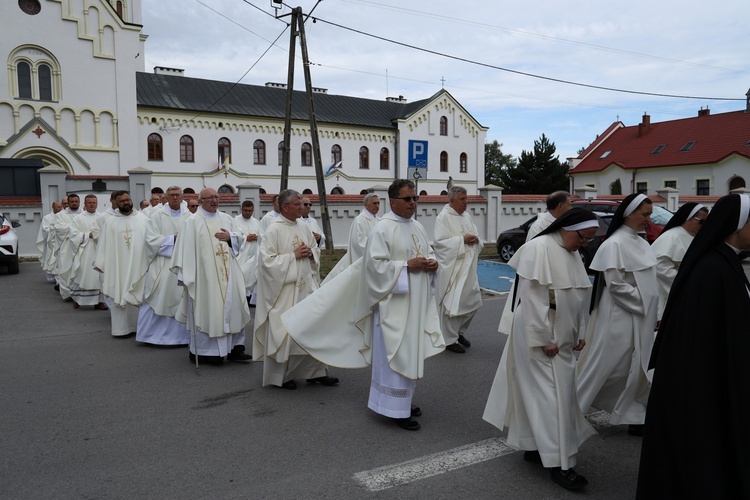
{"left": 603, "top": 267, "right": 646, "bottom": 315}
{"left": 517, "top": 277, "right": 555, "bottom": 347}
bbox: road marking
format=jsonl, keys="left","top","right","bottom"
{"left": 352, "top": 437, "right": 516, "bottom": 492}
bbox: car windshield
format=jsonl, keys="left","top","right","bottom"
{"left": 649, "top": 205, "right": 673, "bottom": 226}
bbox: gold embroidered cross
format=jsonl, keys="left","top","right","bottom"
{"left": 215, "top": 243, "right": 230, "bottom": 282}
{"left": 411, "top": 234, "right": 424, "bottom": 258}
{"left": 296, "top": 279, "right": 307, "bottom": 291}
{"left": 291, "top": 234, "right": 305, "bottom": 249}
{"left": 122, "top": 227, "right": 133, "bottom": 250}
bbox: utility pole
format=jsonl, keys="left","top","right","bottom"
{"left": 277, "top": 5, "right": 333, "bottom": 251}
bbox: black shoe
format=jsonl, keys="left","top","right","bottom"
{"left": 523, "top": 450, "right": 542, "bottom": 464}
{"left": 281, "top": 380, "right": 297, "bottom": 390}
{"left": 396, "top": 417, "right": 421, "bottom": 431}
{"left": 188, "top": 352, "right": 223, "bottom": 365}
{"left": 227, "top": 352, "right": 252, "bottom": 363}
{"left": 306, "top": 376, "right": 339, "bottom": 386}
{"left": 445, "top": 342, "right": 465, "bottom": 353}
{"left": 54, "top": 284, "right": 60, "bottom": 291}
{"left": 549, "top": 468, "right": 588, "bottom": 490}
{"left": 458, "top": 335, "right": 471, "bottom": 347}
{"left": 628, "top": 424, "right": 644, "bottom": 436}
{"left": 411, "top": 405, "right": 422, "bottom": 417}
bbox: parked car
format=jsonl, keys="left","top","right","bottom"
{"left": 0, "top": 214, "right": 20, "bottom": 274}
{"left": 571, "top": 199, "right": 672, "bottom": 243}
{"left": 496, "top": 215, "right": 538, "bottom": 262}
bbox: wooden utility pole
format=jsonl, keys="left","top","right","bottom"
{"left": 278, "top": 6, "right": 333, "bottom": 251}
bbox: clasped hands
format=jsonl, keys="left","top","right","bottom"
{"left": 463, "top": 233, "right": 480, "bottom": 245}
{"left": 294, "top": 242, "right": 315, "bottom": 260}
{"left": 407, "top": 256, "right": 438, "bottom": 273}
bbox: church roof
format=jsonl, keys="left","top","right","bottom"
{"left": 570, "top": 109, "right": 750, "bottom": 174}
{"left": 136, "top": 72, "right": 433, "bottom": 129}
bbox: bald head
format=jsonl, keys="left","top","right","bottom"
{"left": 199, "top": 188, "right": 219, "bottom": 213}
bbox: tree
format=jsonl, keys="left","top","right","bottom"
{"left": 484, "top": 140, "right": 516, "bottom": 187}
{"left": 497, "top": 134, "right": 569, "bottom": 194}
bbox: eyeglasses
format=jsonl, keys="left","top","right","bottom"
{"left": 576, "top": 230, "right": 596, "bottom": 244}
{"left": 394, "top": 196, "right": 419, "bottom": 202}
{"left": 693, "top": 217, "right": 705, "bottom": 225}
{"left": 302, "top": 203, "right": 312, "bottom": 207}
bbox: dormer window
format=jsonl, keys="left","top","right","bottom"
{"left": 680, "top": 141, "right": 696, "bottom": 152}
{"left": 651, "top": 144, "right": 666, "bottom": 155}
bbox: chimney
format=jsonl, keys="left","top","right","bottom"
{"left": 154, "top": 66, "right": 185, "bottom": 76}
{"left": 746, "top": 88, "right": 750, "bottom": 113}
{"left": 698, "top": 108, "right": 710, "bottom": 117}
{"left": 638, "top": 113, "right": 651, "bottom": 137}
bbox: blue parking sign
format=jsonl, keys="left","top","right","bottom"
{"left": 408, "top": 140, "right": 428, "bottom": 167}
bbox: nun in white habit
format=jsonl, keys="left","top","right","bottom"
{"left": 484, "top": 208, "right": 599, "bottom": 491}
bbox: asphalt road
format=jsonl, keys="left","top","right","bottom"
{"left": 1, "top": 263, "right": 641, "bottom": 499}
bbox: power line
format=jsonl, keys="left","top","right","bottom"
{"left": 312, "top": 16, "right": 744, "bottom": 102}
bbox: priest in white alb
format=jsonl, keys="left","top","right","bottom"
{"left": 52, "top": 193, "right": 82, "bottom": 300}
{"left": 257, "top": 194, "right": 280, "bottom": 239}
{"left": 94, "top": 191, "right": 150, "bottom": 337}
{"left": 322, "top": 193, "right": 380, "bottom": 284}
{"left": 135, "top": 186, "right": 191, "bottom": 346}
{"left": 36, "top": 200, "right": 62, "bottom": 283}
{"left": 232, "top": 200, "right": 260, "bottom": 306}
{"left": 67, "top": 195, "right": 107, "bottom": 309}
{"left": 171, "top": 188, "right": 252, "bottom": 364}
{"left": 434, "top": 185, "right": 483, "bottom": 354}
{"left": 253, "top": 189, "right": 337, "bottom": 389}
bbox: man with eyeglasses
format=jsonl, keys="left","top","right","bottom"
{"left": 650, "top": 202, "right": 708, "bottom": 321}
{"left": 136, "top": 186, "right": 192, "bottom": 346}
{"left": 434, "top": 185, "right": 483, "bottom": 354}
{"left": 254, "top": 189, "right": 337, "bottom": 389}
{"left": 299, "top": 196, "right": 325, "bottom": 250}
{"left": 171, "top": 187, "right": 252, "bottom": 364}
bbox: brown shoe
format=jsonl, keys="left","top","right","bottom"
{"left": 95, "top": 302, "right": 108, "bottom": 310}
{"left": 72, "top": 302, "right": 79, "bottom": 309}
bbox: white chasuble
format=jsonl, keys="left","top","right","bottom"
{"left": 322, "top": 210, "right": 379, "bottom": 284}
{"left": 483, "top": 232, "right": 596, "bottom": 470}
{"left": 68, "top": 211, "right": 103, "bottom": 305}
{"left": 93, "top": 212, "right": 150, "bottom": 307}
{"left": 254, "top": 217, "right": 320, "bottom": 364}
{"left": 172, "top": 209, "right": 250, "bottom": 338}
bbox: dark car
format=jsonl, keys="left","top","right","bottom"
{"left": 571, "top": 199, "right": 672, "bottom": 243}
{"left": 496, "top": 215, "right": 537, "bottom": 262}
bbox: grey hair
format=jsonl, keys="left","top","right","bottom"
{"left": 448, "top": 185, "right": 467, "bottom": 199}
{"left": 166, "top": 185, "right": 182, "bottom": 193}
{"left": 363, "top": 192, "right": 379, "bottom": 205}
{"left": 279, "top": 189, "right": 302, "bottom": 206}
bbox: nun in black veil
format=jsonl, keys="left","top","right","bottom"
{"left": 636, "top": 193, "right": 750, "bottom": 499}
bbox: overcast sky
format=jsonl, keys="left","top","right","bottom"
{"left": 141, "top": 0, "right": 750, "bottom": 161}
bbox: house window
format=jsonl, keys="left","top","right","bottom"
{"left": 680, "top": 141, "right": 696, "bottom": 152}
{"left": 636, "top": 182, "right": 647, "bottom": 194}
{"left": 148, "top": 133, "right": 163, "bottom": 161}
{"left": 380, "top": 148, "right": 389, "bottom": 170}
{"left": 179, "top": 135, "right": 194, "bottom": 162}
{"left": 359, "top": 146, "right": 369, "bottom": 169}
{"left": 664, "top": 180, "right": 676, "bottom": 189}
{"left": 253, "top": 140, "right": 266, "bottom": 165}
{"left": 696, "top": 179, "right": 710, "bottom": 196}
{"left": 116, "top": 1, "right": 123, "bottom": 17}
{"left": 218, "top": 137, "right": 231, "bottom": 163}
{"left": 301, "top": 142, "right": 312, "bottom": 166}
{"left": 278, "top": 141, "right": 284, "bottom": 166}
{"left": 38, "top": 64, "right": 52, "bottom": 100}
{"left": 331, "top": 144, "right": 342, "bottom": 165}
{"left": 651, "top": 144, "right": 666, "bottom": 155}
{"left": 440, "top": 151, "right": 448, "bottom": 172}
{"left": 218, "top": 184, "right": 234, "bottom": 194}
{"left": 17, "top": 61, "right": 32, "bottom": 99}
{"left": 459, "top": 152, "right": 468, "bottom": 173}
{"left": 440, "top": 116, "right": 448, "bottom": 136}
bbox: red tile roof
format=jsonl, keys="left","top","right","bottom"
{"left": 571, "top": 110, "right": 750, "bottom": 174}
{"left": 259, "top": 194, "right": 485, "bottom": 204}
{"left": 0, "top": 196, "right": 42, "bottom": 206}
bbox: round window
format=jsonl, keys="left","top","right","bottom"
{"left": 19, "top": 0, "right": 41, "bottom": 15}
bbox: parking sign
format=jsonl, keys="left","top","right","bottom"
{"left": 407, "top": 140, "right": 428, "bottom": 181}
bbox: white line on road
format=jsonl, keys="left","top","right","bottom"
{"left": 352, "top": 437, "right": 516, "bottom": 492}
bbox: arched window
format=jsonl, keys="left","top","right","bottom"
{"left": 17, "top": 61, "right": 32, "bottom": 99}
{"left": 460, "top": 152, "right": 468, "bottom": 173}
{"left": 148, "top": 133, "right": 163, "bottom": 161}
{"left": 218, "top": 137, "right": 231, "bottom": 163}
{"left": 360, "top": 189, "right": 369, "bottom": 195}
{"left": 331, "top": 144, "right": 342, "bottom": 165}
{"left": 379, "top": 147, "right": 389, "bottom": 170}
{"left": 218, "top": 184, "right": 234, "bottom": 194}
{"left": 116, "top": 1, "right": 123, "bottom": 17}
{"left": 253, "top": 140, "right": 266, "bottom": 165}
{"left": 302, "top": 188, "right": 313, "bottom": 195}
{"left": 440, "top": 190, "right": 448, "bottom": 196}
{"left": 440, "top": 151, "right": 448, "bottom": 172}
{"left": 331, "top": 186, "right": 344, "bottom": 194}
{"left": 180, "top": 135, "right": 194, "bottom": 162}
{"left": 38, "top": 64, "right": 52, "bottom": 101}
{"left": 359, "top": 146, "right": 369, "bottom": 169}
{"left": 301, "top": 142, "right": 312, "bottom": 166}
{"left": 419, "top": 190, "right": 427, "bottom": 196}
{"left": 278, "top": 141, "right": 284, "bottom": 166}
{"left": 440, "top": 116, "right": 448, "bottom": 136}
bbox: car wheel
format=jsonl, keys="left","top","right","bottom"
{"left": 7, "top": 257, "right": 19, "bottom": 274}
{"left": 497, "top": 240, "right": 516, "bottom": 262}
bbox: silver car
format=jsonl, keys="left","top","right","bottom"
{"left": 0, "top": 214, "right": 20, "bottom": 274}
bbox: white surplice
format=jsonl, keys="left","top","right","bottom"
{"left": 171, "top": 208, "right": 251, "bottom": 356}
{"left": 576, "top": 226, "right": 658, "bottom": 425}
{"left": 51, "top": 208, "right": 82, "bottom": 299}
{"left": 36, "top": 211, "right": 57, "bottom": 282}
{"left": 253, "top": 216, "right": 326, "bottom": 386}
{"left": 483, "top": 231, "right": 596, "bottom": 470}
{"left": 232, "top": 214, "right": 260, "bottom": 293}
{"left": 67, "top": 211, "right": 104, "bottom": 306}
{"left": 136, "top": 204, "right": 191, "bottom": 345}
{"left": 433, "top": 204, "right": 483, "bottom": 344}
{"left": 322, "top": 209, "right": 379, "bottom": 285}
{"left": 650, "top": 226, "right": 694, "bottom": 319}
{"left": 300, "top": 215, "right": 326, "bottom": 249}
{"left": 93, "top": 211, "right": 150, "bottom": 336}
